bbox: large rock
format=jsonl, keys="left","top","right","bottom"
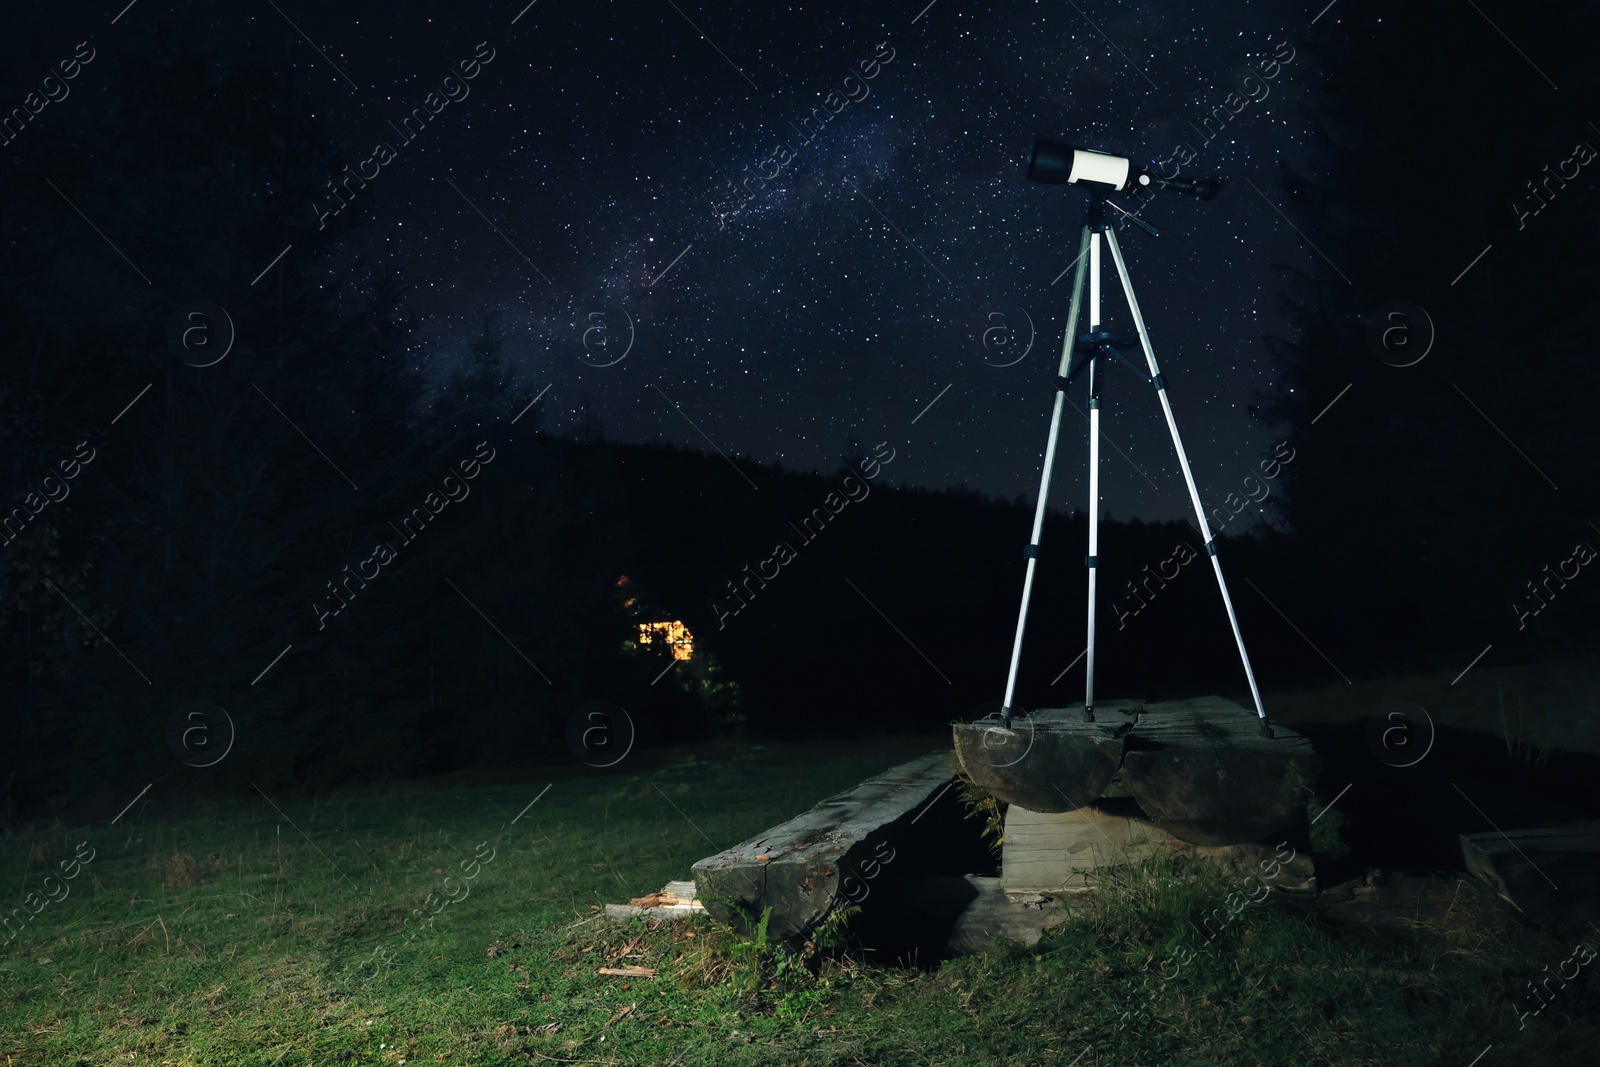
{"left": 1121, "top": 697, "right": 1319, "bottom": 845}
{"left": 952, "top": 699, "right": 1140, "bottom": 811}
{"left": 956, "top": 697, "right": 1320, "bottom": 845}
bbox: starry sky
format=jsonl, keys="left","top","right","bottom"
{"left": 15, "top": 0, "right": 1324, "bottom": 523}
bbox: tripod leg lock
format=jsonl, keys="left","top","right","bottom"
{"left": 1024, "top": 544, "right": 1040, "bottom": 560}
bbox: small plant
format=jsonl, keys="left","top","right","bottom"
{"left": 1306, "top": 795, "right": 1350, "bottom": 861}
{"left": 807, "top": 902, "right": 860, "bottom": 957}
{"left": 1496, "top": 682, "right": 1569, "bottom": 765}
{"left": 727, "top": 904, "right": 772, "bottom": 962}
{"left": 947, "top": 753, "right": 1006, "bottom": 854}
{"left": 726, "top": 905, "right": 776, "bottom": 994}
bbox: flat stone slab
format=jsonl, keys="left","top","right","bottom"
{"left": 690, "top": 751, "right": 953, "bottom": 941}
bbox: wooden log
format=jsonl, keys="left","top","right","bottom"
{"left": 1002, "top": 801, "right": 1315, "bottom": 893}
{"left": 1002, "top": 800, "right": 1172, "bottom": 891}
{"left": 1119, "top": 696, "right": 1320, "bottom": 845}
{"left": 635, "top": 880, "right": 698, "bottom": 906}
{"left": 690, "top": 751, "right": 955, "bottom": 941}
{"left": 604, "top": 880, "right": 707, "bottom": 923}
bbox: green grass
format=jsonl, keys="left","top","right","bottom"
{"left": 1, "top": 732, "right": 1595, "bottom": 1066}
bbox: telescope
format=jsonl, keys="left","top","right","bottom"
{"left": 1027, "top": 139, "right": 1221, "bottom": 200}
{"left": 995, "top": 136, "right": 1266, "bottom": 739}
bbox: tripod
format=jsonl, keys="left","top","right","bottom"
{"left": 999, "top": 196, "right": 1271, "bottom": 736}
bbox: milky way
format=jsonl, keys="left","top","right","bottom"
{"left": 8, "top": 0, "right": 1325, "bottom": 522}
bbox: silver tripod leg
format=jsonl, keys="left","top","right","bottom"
{"left": 1000, "top": 225, "right": 1092, "bottom": 729}
{"left": 1102, "top": 227, "right": 1269, "bottom": 725}
{"left": 1084, "top": 231, "right": 1103, "bottom": 722}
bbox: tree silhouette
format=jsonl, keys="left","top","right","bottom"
{"left": 1258, "top": 1, "right": 1600, "bottom": 668}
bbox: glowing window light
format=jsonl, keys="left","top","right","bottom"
{"left": 638, "top": 620, "right": 694, "bottom": 661}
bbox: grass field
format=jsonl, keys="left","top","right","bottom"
{"left": 2, "top": 728, "right": 1597, "bottom": 1066}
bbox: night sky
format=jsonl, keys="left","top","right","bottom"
{"left": 12, "top": 0, "right": 1323, "bottom": 523}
